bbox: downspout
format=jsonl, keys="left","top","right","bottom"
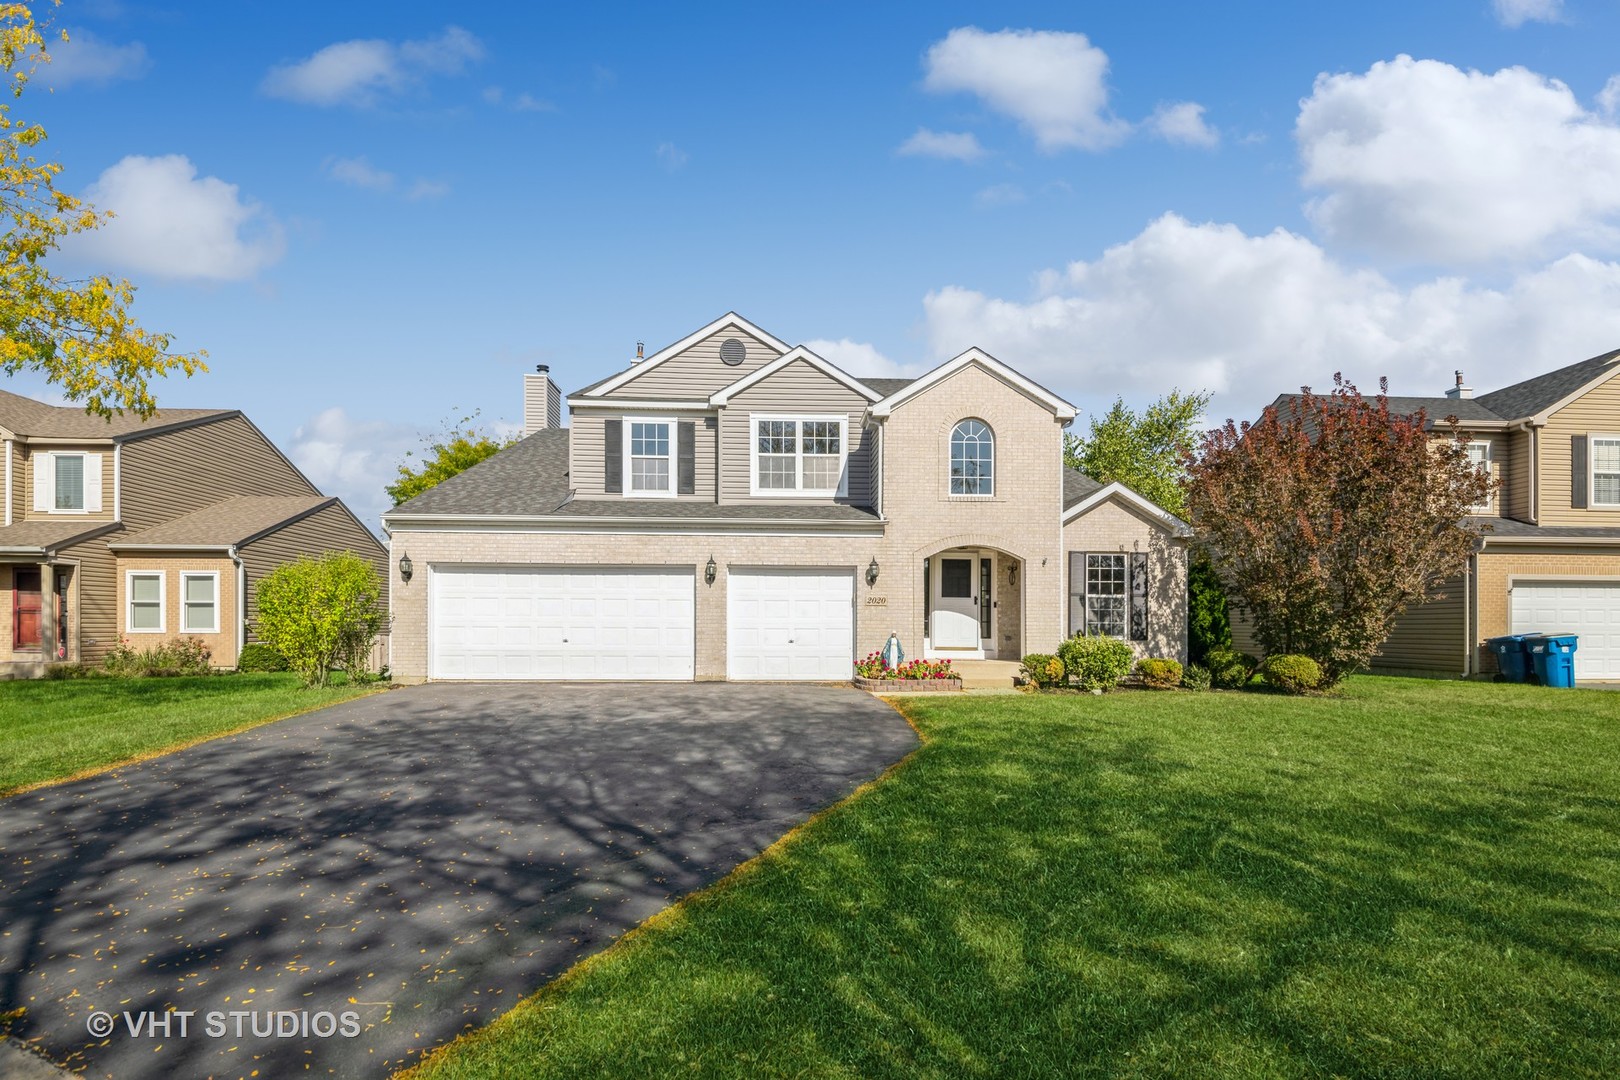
{"left": 3, "top": 439, "right": 10, "bottom": 527}
{"left": 112, "top": 444, "right": 121, "bottom": 521}
{"left": 1511, "top": 420, "right": 1539, "bottom": 524}
{"left": 1462, "top": 552, "right": 1474, "bottom": 677}
{"left": 228, "top": 544, "right": 246, "bottom": 664}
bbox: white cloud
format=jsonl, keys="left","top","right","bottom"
{"left": 261, "top": 25, "right": 484, "bottom": 107}
{"left": 326, "top": 155, "right": 395, "bottom": 192}
{"left": 286, "top": 407, "right": 420, "bottom": 534}
{"left": 975, "top": 182, "right": 1027, "bottom": 207}
{"left": 922, "top": 27, "right": 1128, "bottom": 152}
{"left": 62, "top": 155, "right": 284, "bottom": 282}
{"left": 404, "top": 178, "right": 450, "bottom": 201}
{"left": 1493, "top": 0, "right": 1564, "bottom": 27}
{"left": 1149, "top": 101, "right": 1218, "bottom": 147}
{"left": 803, "top": 339, "right": 926, "bottom": 380}
{"left": 920, "top": 213, "right": 1620, "bottom": 423}
{"left": 482, "top": 86, "right": 556, "bottom": 113}
{"left": 1598, "top": 75, "right": 1620, "bottom": 117}
{"left": 896, "top": 127, "right": 987, "bottom": 161}
{"left": 656, "top": 141, "right": 689, "bottom": 171}
{"left": 44, "top": 29, "right": 149, "bottom": 88}
{"left": 1297, "top": 55, "right": 1620, "bottom": 263}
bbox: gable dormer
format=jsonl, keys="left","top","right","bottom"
{"left": 583, "top": 313, "right": 789, "bottom": 402}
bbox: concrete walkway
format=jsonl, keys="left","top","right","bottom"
{"left": 0, "top": 683, "right": 916, "bottom": 1079}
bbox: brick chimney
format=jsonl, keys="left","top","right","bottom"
{"left": 523, "top": 364, "right": 561, "bottom": 436}
{"left": 1444, "top": 370, "right": 1472, "bottom": 400}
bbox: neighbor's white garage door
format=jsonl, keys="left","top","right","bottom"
{"left": 1510, "top": 580, "right": 1620, "bottom": 681}
{"left": 727, "top": 568, "right": 854, "bottom": 681}
{"left": 431, "top": 566, "right": 694, "bottom": 680}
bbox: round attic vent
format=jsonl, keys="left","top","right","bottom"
{"left": 719, "top": 338, "right": 746, "bottom": 366}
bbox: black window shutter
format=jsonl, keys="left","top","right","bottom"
{"left": 1129, "top": 552, "right": 1149, "bottom": 642}
{"left": 1068, "top": 551, "right": 1087, "bottom": 636}
{"left": 677, "top": 421, "right": 695, "bottom": 495}
{"left": 603, "top": 419, "right": 622, "bottom": 493}
{"left": 1572, "top": 435, "right": 1588, "bottom": 509}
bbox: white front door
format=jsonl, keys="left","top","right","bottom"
{"left": 727, "top": 568, "right": 855, "bottom": 680}
{"left": 1510, "top": 580, "right": 1620, "bottom": 681}
{"left": 431, "top": 566, "right": 695, "bottom": 680}
{"left": 930, "top": 552, "right": 992, "bottom": 657}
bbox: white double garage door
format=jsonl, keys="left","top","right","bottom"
{"left": 430, "top": 565, "right": 854, "bottom": 681}
{"left": 1510, "top": 580, "right": 1620, "bottom": 681}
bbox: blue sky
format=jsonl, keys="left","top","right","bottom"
{"left": 16, "top": 0, "right": 1620, "bottom": 527}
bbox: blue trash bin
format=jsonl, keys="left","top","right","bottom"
{"left": 1527, "top": 634, "right": 1578, "bottom": 688}
{"left": 1484, "top": 634, "right": 1538, "bottom": 683}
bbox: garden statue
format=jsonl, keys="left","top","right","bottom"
{"left": 882, "top": 632, "right": 904, "bottom": 669}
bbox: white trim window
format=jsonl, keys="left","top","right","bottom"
{"left": 1593, "top": 436, "right": 1620, "bottom": 507}
{"left": 623, "top": 417, "right": 675, "bottom": 497}
{"left": 54, "top": 454, "right": 85, "bottom": 510}
{"left": 950, "top": 419, "right": 994, "bottom": 496}
{"left": 1465, "top": 440, "right": 1493, "bottom": 512}
{"left": 32, "top": 451, "right": 101, "bottom": 514}
{"left": 126, "top": 570, "right": 165, "bottom": 633}
{"left": 749, "top": 414, "right": 848, "bottom": 497}
{"left": 180, "top": 571, "right": 219, "bottom": 633}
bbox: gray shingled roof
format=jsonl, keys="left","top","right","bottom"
{"left": 1470, "top": 516, "right": 1620, "bottom": 541}
{"left": 0, "top": 519, "right": 120, "bottom": 553}
{"left": 0, "top": 389, "right": 231, "bottom": 440}
{"left": 111, "top": 496, "right": 334, "bottom": 548}
{"left": 1063, "top": 467, "right": 1104, "bottom": 509}
{"left": 1269, "top": 393, "right": 1507, "bottom": 426}
{"left": 1475, "top": 347, "right": 1620, "bottom": 419}
{"left": 862, "top": 378, "right": 915, "bottom": 399}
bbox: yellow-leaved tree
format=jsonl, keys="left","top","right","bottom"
{"left": 0, "top": 2, "right": 205, "bottom": 418}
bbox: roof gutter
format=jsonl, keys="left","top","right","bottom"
{"left": 382, "top": 512, "right": 886, "bottom": 532}
{"left": 229, "top": 544, "right": 246, "bottom": 661}
{"left": 107, "top": 542, "right": 236, "bottom": 552}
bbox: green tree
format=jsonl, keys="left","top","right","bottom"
{"left": 1063, "top": 389, "right": 1210, "bottom": 517}
{"left": 253, "top": 552, "right": 383, "bottom": 687}
{"left": 0, "top": 4, "right": 206, "bottom": 417}
{"left": 386, "top": 409, "right": 517, "bottom": 506}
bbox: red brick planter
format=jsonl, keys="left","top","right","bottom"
{"left": 853, "top": 676, "right": 963, "bottom": 692}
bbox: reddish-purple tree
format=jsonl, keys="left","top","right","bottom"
{"left": 1185, "top": 376, "right": 1491, "bottom": 685}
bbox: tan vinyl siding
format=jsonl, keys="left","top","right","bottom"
{"left": 238, "top": 502, "right": 389, "bottom": 639}
{"left": 1501, "top": 428, "right": 1531, "bottom": 521}
{"left": 602, "top": 328, "right": 784, "bottom": 400}
{"left": 56, "top": 533, "right": 121, "bottom": 664}
{"left": 17, "top": 443, "right": 116, "bottom": 522}
{"left": 717, "top": 360, "right": 873, "bottom": 505}
{"left": 570, "top": 412, "right": 717, "bottom": 500}
{"left": 119, "top": 416, "right": 317, "bottom": 530}
{"left": 1539, "top": 371, "right": 1620, "bottom": 524}
{"left": 1371, "top": 578, "right": 1467, "bottom": 674}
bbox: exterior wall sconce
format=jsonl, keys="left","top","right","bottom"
{"left": 1008, "top": 563, "right": 1018, "bottom": 586}
{"left": 705, "top": 555, "right": 718, "bottom": 585}
{"left": 398, "top": 553, "right": 413, "bottom": 584}
{"left": 866, "top": 557, "right": 880, "bottom": 586}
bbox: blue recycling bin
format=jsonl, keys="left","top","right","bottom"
{"left": 1527, "top": 634, "right": 1579, "bottom": 688}
{"left": 1484, "top": 634, "right": 1537, "bottom": 683}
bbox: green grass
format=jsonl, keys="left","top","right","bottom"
{"left": 408, "top": 678, "right": 1620, "bottom": 1080}
{"left": 0, "top": 673, "right": 376, "bottom": 796}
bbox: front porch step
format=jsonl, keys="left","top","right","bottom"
{"left": 947, "top": 659, "right": 1022, "bottom": 690}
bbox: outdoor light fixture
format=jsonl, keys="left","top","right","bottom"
{"left": 866, "top": 557, "right": 880, "bottom": 586}
{"left": 1009, "top": 563, "right": 1019, "bottom": 586}
{"left": 705, "top": 555, "right": 718, "bottom": 585}
{"left": 398, "top": 553, "right": 413, "bottom": 583}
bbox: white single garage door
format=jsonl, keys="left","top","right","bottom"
{"left": 431, "top": 566, "right": 694, "bottom": 680}
{"left": 1510, "top": 580, "right": 1620, "bottom": 681}
{"left": 727, "top": 568, "right": 854, "bottom": 681}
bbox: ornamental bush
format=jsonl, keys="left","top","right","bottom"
{"left": 1057, "top": 635, "right": 1134, "bottom": 692}
{"left": 1135, "top": 657, "right": 1183, "bottom": 689}
{"left": 235, "top": 643, "right": 288, "bottom": 673}
{"left": 102, "top": 636, "right": 212, "bottom": 677}
{"left": 1205, "top": 647, "right": 1259, "bottom": 690}
{"left": 1019, "top": 653, "right": 1066, "bottom": 689}
{"left": 1181, "top": 663, "right": 1212, "bottom": 692}
{"left": 254, "top": 552, "right": 384, "bottom": 687}
{"left": 1258, "top": 653, "right": 1324, "bottom": 694}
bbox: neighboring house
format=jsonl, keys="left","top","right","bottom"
{"left": 1233, "top": 351, "right": 1620, "bottom": 681}
{"left": 0, "top": 389, "right": 387, "bottom": 676}
{"left": 383, "top": 312, "right": 1189, "bottom": 682}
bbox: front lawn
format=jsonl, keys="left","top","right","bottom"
{"left": 409, "top": 678, "right": 1620, "bottom": 1079}
{"left": 0, "top": 674, "right": 378, "bottom": 796}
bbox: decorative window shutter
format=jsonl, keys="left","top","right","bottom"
{"left": 1129, "top": 552, "right": 1149, "bottom": 642}
{"left": 677, "top": 421, "right": 695, "bottom": 495}
{"left": 84, "top": 454, "right": 103, "bottom": 512}
{"left": 1571, "top": 435, "right": 1588, "bottom": 509}
{"left": 1068, "top": 551, "right": 1087, "bottom": 636}
{"left": 32, "top": 452, "right": 51, "bottom": 512}
{"left": 603, "top": 419, "right": 622, "bottom": 493}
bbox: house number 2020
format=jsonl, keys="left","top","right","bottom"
{"left": 864, "top": 595, "right": 888, "bottom": 606}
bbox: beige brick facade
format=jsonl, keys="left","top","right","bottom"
{"left": 113, "top": 555, "right": 240, "bottom": 667}
{"left": 1062, "top": 500, "right": 1190, "bottom": 663}
{"left": 1476, "top": 548, "right": 1620, "bottom": 643}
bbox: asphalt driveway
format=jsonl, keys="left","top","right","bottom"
{"left": 0, "top": 683, "right": 916, "bottom": 1079}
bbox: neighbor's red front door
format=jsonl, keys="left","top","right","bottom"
{"left": 13, "top": 568, "right": 41, "bottom": 650}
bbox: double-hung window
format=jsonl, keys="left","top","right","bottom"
{"left": 127, "top": 571, "right": 165, "bottom": 633}
{"left": 54, "top": 454, "right": 85, "bottom": 511}
{"left": 624, "top": 419, "right": 674, "bottom": 496}
{"left": 751, "top": 415, "right": 847, "bottom": 496}
{"left": 181, "top": 572, "right": 219, "bottom": 633}
{"left": 1465, "top": 441, "right": 1493, "bottom": 512}
{"left": 1068, "top": 552, "right": 1149, "bottom": 641}
{"left": 1593, "top": 436, "right": 1620, "bottom": 507}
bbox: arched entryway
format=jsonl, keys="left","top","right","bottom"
{"left": 920, "top": 546, "right": 1022, "bottom": 660}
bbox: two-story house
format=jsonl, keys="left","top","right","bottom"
{"left": 0, "top": 389, "right": 387, "bottom": 676}
{"left": 382, "top": 312, "right": 1189, "bottom": 682}
{"left": 1233, "top": 349, "right": 1620, "bottom": 682}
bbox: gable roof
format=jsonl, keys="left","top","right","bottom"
{"left": 578, "top": 312, "right": 792, "bottom": 398}
{"left": 868, "top": 347, "right": 1078, "bottom": 420}
{"left": 0, "top": 388, "right": 232, "bottom": 441}
{"left": 709, "top": 346, "right": 881, "bottom": 405}
{"left": 1475, "top": 347, "right": 1620, "bottom": 420}
{"left": 109, "top": 496, "right": 337, "bottom": 550}
{"left": 860, "top": 378, "right": 915, "bottom": 398}
{"left": 1063, "top": 467, "right": 1105, "bottom": 509}
{"left": 0, "top": 519, "right": 122, "bottom": 555}
{"left": 1062, "top": 478, "right": 1192, "bottom": 535}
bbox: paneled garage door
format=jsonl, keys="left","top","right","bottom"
{"left": 1510, "top": 580, "right": 1620, "bottom": 681}
{"left": 727, "top": 568, "right": 854, "bottom": 681}
{"left": 431, "top": 566, "right": 694, "bottom": 680}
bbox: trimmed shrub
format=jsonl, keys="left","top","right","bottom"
{"left": 255, "top": 552, "right": 384, "bottom": 687}
{"left": 1181, "top": 663, "right": 1212, "bottom": 692}
{"left": 1057, "top": 635, "right": 1134, "bottom": 692}
{"left": 1259, "top": 653, "right": 1324, "bottom": 694}
{"left": 1020, "top": 653, "right": 1065, "bottom": 689}
{"left": 44, "top": 663, "right": 99, "bottom": 680}
{"left": 1135, "top": 657, "right": 1183, "bottom": 689}
{"left": 236, "top": 643, "right": 289, "bottom": 673}
{"left": 1205, "top": 647, "right": 1259, "bottom": 690}
{"left": 102, "top": 636, "right": 212, "bottom": 678}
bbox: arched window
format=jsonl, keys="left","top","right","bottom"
{"left": 950, "top": 419, "right": 994, "bottom": 495}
